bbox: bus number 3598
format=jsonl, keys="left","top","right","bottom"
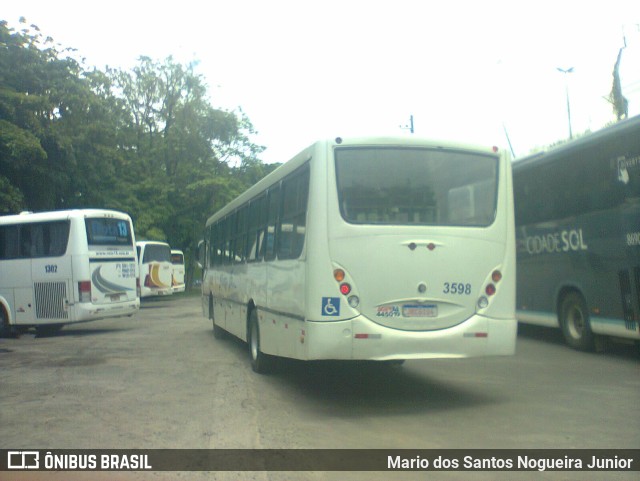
{"left": 443, "top": 282, "right": 472, "bottom": 295}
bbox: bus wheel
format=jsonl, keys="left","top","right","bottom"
{"left": 248, "top": 309, "right": 273, "bottom": 374}
{"left": 0, "top": 307, "right": 16, "bottom": 338}
{"left": 560, "top": 292, "right": 594, "bottom": 351}
{"left": 210, "top": 295, "right": 225, "bottom": 340}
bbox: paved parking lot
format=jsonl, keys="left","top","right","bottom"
{"left": 1, "top": 294, "right": 638, "bottom": 481}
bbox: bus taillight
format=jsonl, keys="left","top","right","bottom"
{"left": 491, "top": 270, "right": 503, "bottom": 283}
{"left": 78, "top": 281, "right": 91, "bottom": 303}
{"left": 478, "top": 269, "right": 502, "bottom": 309}
{"left": 333, "top": 266, "right": 359, "bottom": 307}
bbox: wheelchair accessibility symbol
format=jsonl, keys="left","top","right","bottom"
{"left": 322, "top": 297, "right": 340, "bottom": 316}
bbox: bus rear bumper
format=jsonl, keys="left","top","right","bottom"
{"left": 304, "top": 314, "right": 517, "bottom": 360}
{"left": 74, "top": 300, "right": 140, "bottom": 322}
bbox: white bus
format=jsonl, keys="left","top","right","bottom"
{"left": 171, "top": 249, "right": 186, "bottom": 293}
{"left": 136, "top": 241, "right": 173, "bottom": 298}
{"left": 201, "top": 136, "right": 517, "bottom": 373}
{"left": 0, "top": 209, "right": 139, "bottom": 336}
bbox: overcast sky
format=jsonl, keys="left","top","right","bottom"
{"left": 4, "top": 1, "right": 640, "bottom": 162}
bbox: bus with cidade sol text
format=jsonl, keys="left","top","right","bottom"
{"left": 0, "top": 209, "right": 139, "bottom": 336}
{"left": 513, "top": 115, "right": 640, "bottom": 350}
{"left": 200, "top": 136, "right": 517, "bottom": 373}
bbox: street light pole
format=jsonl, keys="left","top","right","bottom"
{"left": 400, "top": 115, "right": 414, "bottom": 134}
{"left": 557, "top": 67, "right": 574, "bottom": 139}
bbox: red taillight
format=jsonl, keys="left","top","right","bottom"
{"left": 144, "top": 275, "right": 151, "bottom": 287}
{"left": 485, "top": 284, "right": 496, "bottom": 296}
{"left": 340, "top": 283, "right": 351, "bottom": 295}
{"left": 78, "top": 281, "right": 91, "bottom": 303}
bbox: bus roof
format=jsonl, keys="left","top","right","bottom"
{"left": 513, "top": 115, "right": 640, "bottom": 171}
{"left": 0, "top": 208, "right": 131, "bottom": 224}
{"left": 136, "top": 240, "right": 170, "bottom": 247}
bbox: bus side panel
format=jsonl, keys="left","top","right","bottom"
{"left": 303, "top": 141, "right": 341, "bottom": 327}
{"left": 260, "top": 258, "right": 306, "bottom": 358}
{"left": 1, "top": 260, "right": 34, "bottom": 324}
{"left": 244, "top": 263, "right": 267, "bottom": 342}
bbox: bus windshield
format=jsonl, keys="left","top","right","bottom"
{"left": 142, "top": 244, "right": 171, "bottom": 263}
{"left": 335, "top": 147, "right": 498, "bottom": 226}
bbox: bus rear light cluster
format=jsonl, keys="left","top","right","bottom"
{"left": 477, "top": 270, "right": 502, "bottom": 309}
{"left": 333, "top": 268, "right": 359, "bottom": 308}
{"left": 78, "top": 281, "right": 91, "bottom": 303}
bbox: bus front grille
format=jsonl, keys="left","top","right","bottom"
{"left": 34, "top": 282, "right": 69, "bottom": 320}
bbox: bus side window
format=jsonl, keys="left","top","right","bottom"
{"left": 20, "top": 225, "right": 33, "bottom": 258}
{"left": 0, "top": 225, "right": 20, "bottom": 259}
{"left": 264, "top": 185, "right": 280, "bottom": 261}
{"left": 248, "top": 195, "right": 266, "bottom": 262}
{"left": 278, "top": 165, "right": 309, "bottom": 259}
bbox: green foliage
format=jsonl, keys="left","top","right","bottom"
{"left": 0, "top": 18, "right": 270, "bottom": 282}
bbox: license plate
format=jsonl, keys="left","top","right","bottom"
{"left": 403, "top": 304, "right": 437, "bottom": 317}
{"left": 110, "top": 294, "right": 121, "bottom": 302}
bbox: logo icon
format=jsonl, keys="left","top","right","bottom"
{"left": 322, "top": 297, "right": 340, "bottom": 316}
{"left": 8, "top": 451, "right": 39, "bottom": 469}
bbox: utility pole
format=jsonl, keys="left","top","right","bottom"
{"left": 400, "top": 115, "right": 414, "bottom": 134}
{"left": 557, "top": 67, "right": 574, "bottom": 139}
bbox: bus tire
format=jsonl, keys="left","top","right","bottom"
{"left": 559, "top": 292, "right": 594, "bottom": 351}
{"left": 210, "top": 295, "right": 225, "bottom": 339}
{"left": 0, "top": 306, "right": 16, "bottom": 338}
{"left": 248, "top": 309, "right": 273, "bottom": 374}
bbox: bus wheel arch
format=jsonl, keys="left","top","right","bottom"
{"left": 247, "top": 306, "right": 273, "bottom": 374}
{"left": 558, "top": 289, "right": 594, "bottom": 351}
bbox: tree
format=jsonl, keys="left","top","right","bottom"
{"left": 608, "top": 47, "right": 629, "bottom": 121}
{"left": 0, "top": 18, "right": 270, "bottom": 286}
{"left": 0, "top": 19, "right": 119, "bottom": 211}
